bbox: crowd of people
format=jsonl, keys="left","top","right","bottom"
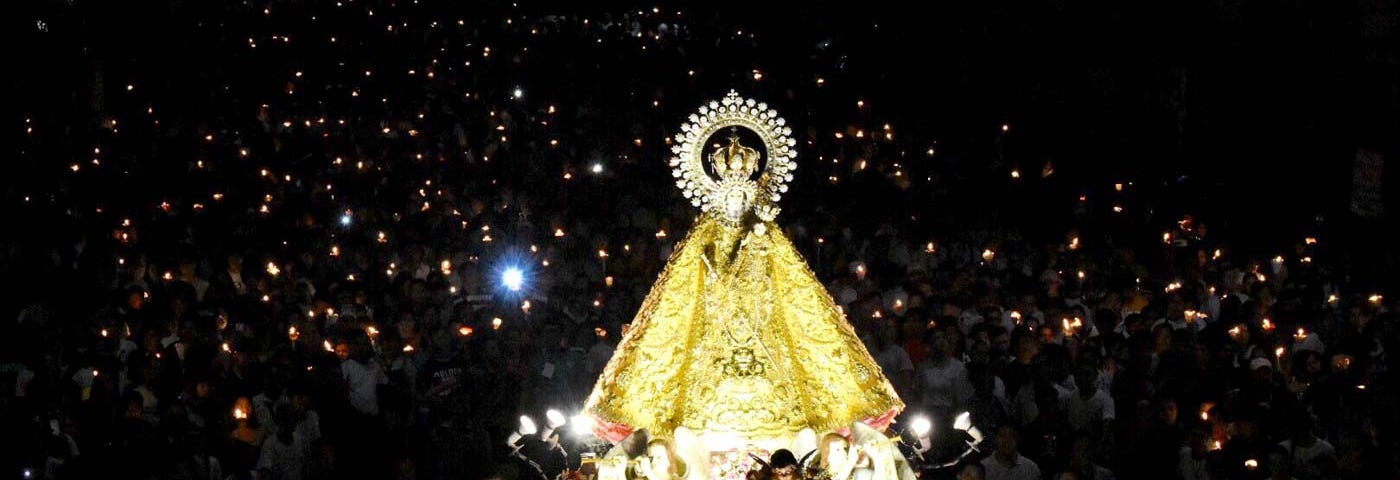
{"left": 6, "top": 1, "right": 1397, "bottom": 480}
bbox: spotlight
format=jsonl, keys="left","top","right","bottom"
{"left": 571, "top": 413, "right": 594, "bottom": 437}
{"left": 967, "top": 426, "right": 985, "bottom": 445}
{"left": 954, "top": 411, "right": 972, "bottom": 431}
{"left": 507, "top": 415, "right": 538, "bottom": 446}
{"left": 339, "top": 213, "right": 352, "bottom": 226}
{"left": 590, "top": 162, "right": 603, "bottom": 174}
{"left": 546, "top": 409, "right": 567, "bottom": 429}
{"left": 538, "top": 409, "right": 567, "bottom": 440}
{"left": 911, "top": 416, "right": 932, "bottom": 438}
{"left": 513, "top": 87, "right": 524, "bottom": 99}
{"left": 520, "top": 415, "right": 538, "bottom": 435}
{"left": 502, "top": 267, "right": 524, "bottom": 292}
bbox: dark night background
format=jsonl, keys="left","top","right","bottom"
{"left": 10, "top": 0, "right": 1399, "bottom": 277}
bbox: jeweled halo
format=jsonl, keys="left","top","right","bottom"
{"left": 669, "top": 90, "right": 797, "bottom": 222}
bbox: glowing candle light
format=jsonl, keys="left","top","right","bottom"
{"left": 982, "top": 249, "right": 996, "bottom": 262}
{"left": 458, "top": 326, "right": 474, "bottom": 336}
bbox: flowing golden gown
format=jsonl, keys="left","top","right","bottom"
{"left": 584, "top": 213, "right": 903, "bottom": 451}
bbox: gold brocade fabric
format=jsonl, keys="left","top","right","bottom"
{"left": 584, "top": 213, "right": 903, "bottom": 443}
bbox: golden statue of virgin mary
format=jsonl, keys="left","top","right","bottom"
{"left": 584, "top": 91, "right": 902, "bottom": 454}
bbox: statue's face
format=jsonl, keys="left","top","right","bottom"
{"left": 723, "top": 189, "right": 748, "bottom": 221}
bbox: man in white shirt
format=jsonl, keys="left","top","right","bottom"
{"left": 337, "top": 342, "right": 388, "bottom": 416}
{"left": 1279, "top": 420, "right": 1335, "bottom": 480}
{"left": 981, "top": 425, "right": 1041, "bottom": 480}
{"left": 872, "top": 326, "right": 914, "bottom": 400}
{"left": 919, "top": 327, "right": 972, "bottom": 413}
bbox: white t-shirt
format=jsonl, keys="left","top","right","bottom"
{"left": 918, "top": 358, "right": 971, "bottom": 410}
{"left": 1063, "top": 388, "right": 1116, "bottom": 432}
{"left": 982, "top": 454, "right": 1041, "bottom": 480}
{"left": 1178, "top": 446, "right": 1208, "bottom": 480}
{"left": 876, "top": 345, "right": 914, "bottom": 378}
{"left": 1279, "top": 438, "right": 1334, "bottom": 480}
{"left": 341, "top": 359, "right": 387, "bottom": 416}
{"left": 257, "top": 435, "right": 306, "bottom": 480}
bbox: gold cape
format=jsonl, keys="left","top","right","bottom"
{"left": 584, "top": 214, "right": 903, "bottom": 449}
